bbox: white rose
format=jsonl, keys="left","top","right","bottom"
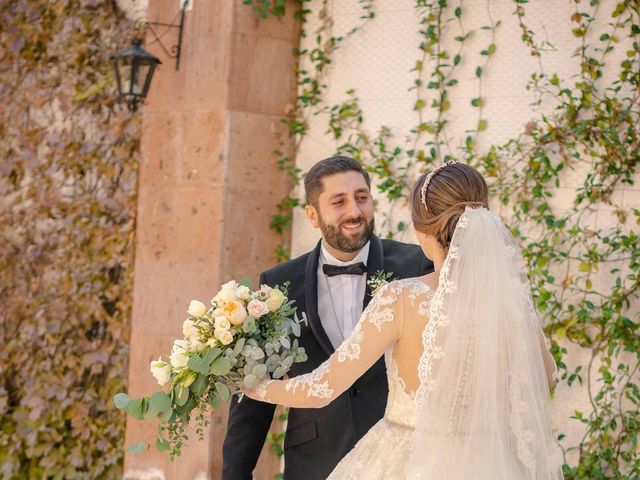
{"left": 216, "top": 288, "right": 238, "bottom": 304}
{"left": 247, "top": 299, "right": 270, "bottom": 318}
{"left": 236, "top": 285, "right": 251, "bottom": 301}
{"left": 266, "top": 289, "right": 285, "bottom": 312}
{"left": 182, "top": 319, "right": 198, "bottom": 340}
{"left": 222, "top": 299, "right": 247, "bottom": 325}
{"left": 189, "top": 337, "right": 207, "bottom": 352}
{"left": 215, "top": 329, "right": 234, "bottom": 345}
{"left": 169, "top": 350, "right": 188, "bottom": 369}
{"left": 187, "top": 300, "right": 207, "bottom": 317}
{"left": 221, "top": 280, "right": 239, "bottom": 290}
{"left": 150, "top": 358, "right": 171, "bottom": 386}
{"left": 214, "top": 316, "right": 231, "bottom": 331}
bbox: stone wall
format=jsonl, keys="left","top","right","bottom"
{"left": 121, "top": 1, "right": 299, "bottom": 478}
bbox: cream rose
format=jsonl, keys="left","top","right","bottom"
{"left": 222, "top": 300, "right": 247, "bottom": 325}
{"left": 182, "top": 319, "right": 198, "bottom": 340}
{"left": 169, "top": 350, "right": 188, "bottom": 369}
{"left": 215, "top": 287, "right": 238, "bottom": 305}
{"left": 189, "top": 337, "right": 207, "bottom": 352}
{"left": 247, "top": 299, "right": 269, "bottom": 318}
{"left": 187, "top": 300, "right": 207, "bottom": 317}
{"left": 221, "top": 280, "right": 239, "bottom": 290}
{"left": 266, "top": 289, "right": 285, "bottom": 312}
{"left": 236, "top": 285, "right": 251, "bottom": 301}
{"left": 214, "top": 316, "right": 231, "bottom": 331}
{"left": 215, "top": 328, "right": 234, "bottom": 345}
{"left": 169, "top": 340, "right": 189, "bottom": 369}
{"left": 150, "top": 358, "right": 171, "bottom": 386}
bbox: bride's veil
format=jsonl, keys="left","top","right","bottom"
{"left": 405, "top": 207, "right": 564, "bottom": 479}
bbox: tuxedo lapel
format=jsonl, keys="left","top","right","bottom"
{"left": 363, "top": 235, "right": 384, "bottom": 310}
{"left": 304, "top": 240, "right": 335, "bottom": 356}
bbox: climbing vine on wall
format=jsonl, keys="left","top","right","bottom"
{"left": 0, "top": 1, "right": 138, "bottom": 478}
{"left": 250, "top": 0, "right": 640, "bottom": 478}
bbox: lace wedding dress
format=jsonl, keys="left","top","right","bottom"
{"left": 326, "top": 279, "right": 432, "bottom": 479}
{"left": 251, "top": 208, "right": 564, "bottom": 480}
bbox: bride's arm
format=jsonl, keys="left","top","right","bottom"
{"left": 244, "top": 282, "right": 404, "bottom": 408}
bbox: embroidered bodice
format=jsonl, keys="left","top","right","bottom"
{"left": 384, "top": 351, "right": 418, "bottom": 428}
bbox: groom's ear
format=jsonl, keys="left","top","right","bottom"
{"left": 305, "top": 204, "right": 321, "bottom": 229}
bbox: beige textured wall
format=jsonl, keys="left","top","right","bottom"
{"left": 290, "top": 0, "right": 639, "bottom": 463}
{"left": 122, "top": 1, "right": 299, "bottom": 479}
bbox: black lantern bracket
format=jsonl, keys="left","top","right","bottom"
{"left": 141, "top": 0, "right": 189, "bottom": 70}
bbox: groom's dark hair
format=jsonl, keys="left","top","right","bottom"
{"left": 304, "top": 156, "right": 371, "bottom": 206}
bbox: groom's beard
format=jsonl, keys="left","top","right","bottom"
{"left": 318, "top": 213, "right": 374, "bottom": 253}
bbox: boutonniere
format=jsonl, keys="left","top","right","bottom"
{"left": 367, "top": 270, "right": 396, "bottom": 297}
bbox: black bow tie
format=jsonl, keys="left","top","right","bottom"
{"left": 322, "top": 262, "right": 367, "bottom": 277}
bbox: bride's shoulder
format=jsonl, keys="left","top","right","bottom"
{"left": 387, "top": 276, "right": 435, "bottom": 298}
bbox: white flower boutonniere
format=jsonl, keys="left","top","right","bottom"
{"left": 367, "top": 270, "right": 396, "bottom": 297}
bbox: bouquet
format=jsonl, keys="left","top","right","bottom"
{"left": 113, "top": 279, "right": 307, "bottom": 458}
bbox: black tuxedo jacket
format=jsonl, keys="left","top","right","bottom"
{"left": 222, "top": 235, "right": 433, "bottom": 480}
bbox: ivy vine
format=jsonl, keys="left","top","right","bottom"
{"left": 252, "top": 0, "right": 640, "bottom": 478}
{"left": 0, "top": 1, "right": 138, "bottom": 478}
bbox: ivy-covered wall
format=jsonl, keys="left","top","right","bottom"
{"left": 0, "top": 1, "right": 138, "bottom": 478}
{"left": 249, "top": 0, "right": 639, "bottom": 477}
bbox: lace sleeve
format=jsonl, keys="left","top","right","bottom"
{"left": 245, "top": 282, "right": 404, "bottom": 408}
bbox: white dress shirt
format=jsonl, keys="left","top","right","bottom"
{"left": 317, "top": 240, "right": 370, "bottom": 349}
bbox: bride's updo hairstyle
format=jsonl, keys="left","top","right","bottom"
{"left": 411, "top": 162, "right": 488, "bottom": 248}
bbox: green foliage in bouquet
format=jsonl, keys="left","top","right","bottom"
{"left": 114, "top": 280, "right": 307, "bottom": 459}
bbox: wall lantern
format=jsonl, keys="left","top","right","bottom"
{"left": 110, "top": 37, "right": 161, "bottom": 112}
{"left": 110, "top": 0, "right": 189, "bottom": 111}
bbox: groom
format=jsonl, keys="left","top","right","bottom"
{"left": 222, "top": 156, "right": 433, "bottom": 479}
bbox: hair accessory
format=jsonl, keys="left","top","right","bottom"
{"left": 420, "top": 160, "right": 458, "bottom": 209}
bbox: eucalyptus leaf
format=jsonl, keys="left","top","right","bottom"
{"left": 127, "top": 442, "right": 146, "bottom": 454}
{"left": 238, "top": 277, "right": 253, "bottom": 290}
{"left": 113, "top": 392, "right": 130, "bottom": 410}
{"left": 280, "top": 337, "right": 291, "bottom": 349}
{"left": 150, "top": 391, "right": 171, "bottom": 413}
{"left": 125, "top": 398, "right": 144, "bottom": 420}
{"left": 242, "top": 345, "right": 253, "bottom": 357}
{"left": 251, "top": 347, "right": 265, "bottom": 360}
{"left": 233, "top": 338, "right": 246, "bottom": 356}
{"left": 158, "top": 408, "right": 173, "bottom": 423}
{"left": 253, "top": 363, "right": 267, "bottom": 380}
{"left": 266, "top": 354, "right": 280, "bottom": 371}
{"left": 215, "top": 382, "right": 231, "bottom": 402}
{"left": 273, "top": 366, "right": 287, "bottom": 379}
{"left": 210, "top": 357, "right": 231, "bottom": 376}
{"left": 143, "top": 402, "right": 158, "bottom": 420}
{"left": 281, "top": 355, "right": 294, "bottom": 369}
{"left": 188, "top": 355, "right": 206, "bottom": 374}
{"left": 291, "top": 321, "right": 301, "bottom": 337}
{"left": 189, "top": 373, "right": 208, "bottom": 395}
{"left": 243, "top": 374, "right": 259, "bottom": 389}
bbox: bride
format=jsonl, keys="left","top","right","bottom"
{"left": 245, "top": 162, "right": 564, "bottom": 479}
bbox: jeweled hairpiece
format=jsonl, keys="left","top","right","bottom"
{"left": 420, "top": 160, "right": 458, "bottom": 208}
